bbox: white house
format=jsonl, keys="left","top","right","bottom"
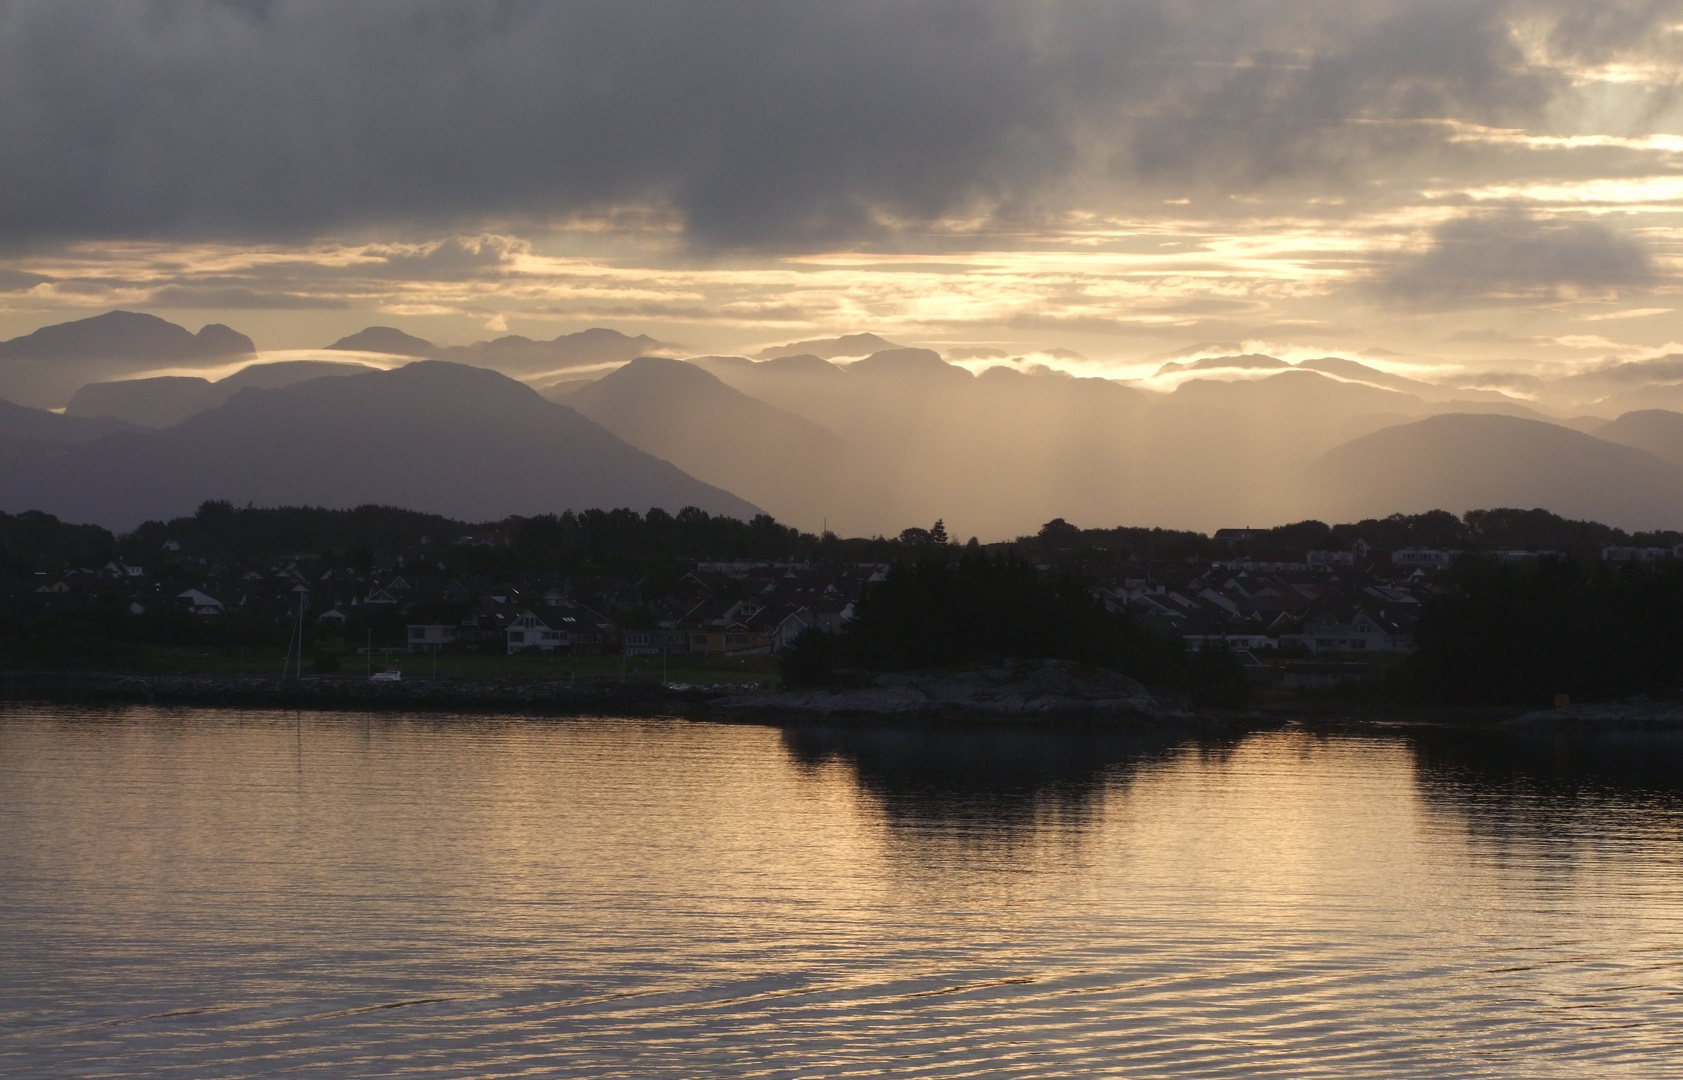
{"left": 1392, "top": 549, "right": 1457, "bottom": 569}
{"left": 506, "top": 610, "right": 565, "bottom": 654}
{"left": 1282, "top": 608, "right": 1414, "bottom": 653}
{"left": 177, "top": 588, "right": 225, "bottom": 615}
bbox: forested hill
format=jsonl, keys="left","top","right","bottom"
{"left": 6, "top": 502, "right": 1682, "bottom": 584}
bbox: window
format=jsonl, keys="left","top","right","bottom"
{"left": 509, "top": 631, "right": 525, "bottom": 643}
{"left": 410, "top": 627, "right": 424, "bottom": 640}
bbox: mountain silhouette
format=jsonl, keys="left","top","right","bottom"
{"left": 0, "top": 361, "right": 759, "bottom": 530}
{"left": 566, "top": 356, "right": 863, "bottom": 531}
{"left": 442, "top": 327, "right": 667, "bottom": 376}
{"left": 755, "top": 333, "right": 900, "bottom": 361}
{"left": 1594, "top": 409, "right": 1683, "bottom": 468}
{"left": 1309, "top": 413, "right": 1683, "bottom": 530}
{"left": 0, "top": 310, "right": 256, "bottom": 408}
{"left": 326, "top": 326, "right": 439, "bottom": 357}
{"left": 66, "top": 359, "right": 379, "bottom": 428}
{"left": 0, "top": 398, "right": 139, "bottom": 444}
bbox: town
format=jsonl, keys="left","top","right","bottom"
{"left": 7, "top": 502, "right": 1683, "bottom": 697}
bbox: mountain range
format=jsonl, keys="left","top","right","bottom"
{"left": 10, "top": 309, "right": 1683, "bottom": 534}
{"left": 0, "top": 311, "right": 255, "bottom": 409}
{"left": 0, "top": 361, "right": 757, "bottom": 531}
{"left": 66, "top": 359, "right": 379, "bottom": 428}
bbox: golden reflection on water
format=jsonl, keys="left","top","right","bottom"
{"left": 3, "top": 707, "right": 1682, "bottom": 1078}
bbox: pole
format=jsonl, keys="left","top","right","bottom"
{"left": 366, "top": 628, "right": 372, "bottom": 678}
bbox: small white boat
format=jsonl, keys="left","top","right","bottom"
{"left": 369, "top": 670, "right": 402, "bottom": 683}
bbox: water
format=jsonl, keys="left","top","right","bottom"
{"left": 3, "top": 707, "right": 1682, "bottom": 1077}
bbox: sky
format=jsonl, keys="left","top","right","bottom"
{"left": 1, "top": 0, "right": 1682, "bottom": 383}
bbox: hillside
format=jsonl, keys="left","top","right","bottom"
{"left": 65, "top": 360, "right": 380, "bottom": 428}
{"left": 567, "top": 356, "right": 863, "bottom": 532}
{"left": 1308, "top": 413, "right": 1683, "bottom": 531}
{"left": 0, "top": 398, "right": 139, "bottom": 444}
{"left": 1594, "top": 410, "right": 1683, "bottom": 468}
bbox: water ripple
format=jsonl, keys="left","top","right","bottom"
{"left": 3, "top": 707, "right": 1682, "bottom": 1077}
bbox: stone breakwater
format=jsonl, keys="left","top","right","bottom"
{"left": 713, "top": 661, "right": 1192, "bottom": 724}
{"left": 1, "top": 662, "right": 1251, "bottom": 730}
{"left": 0, "top": 672, "right": 710, "bottom": 716}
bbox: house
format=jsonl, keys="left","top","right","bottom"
{"left": 506, "top": 609, "right": 565, "bottom": 654}
{"left": 407, "top": 624, "right": 458, "bottom": 652}
{"left": 177, "top": 588, "right": 225, "bottom": 615}
{"left": 772, "top": 609, "right": 816, "bottom": 652}
{"left": 1602, "top": 546, "right": 1671, "bottom": 563}
{"left": 1392, "top": 549, "right": 1457, "bottom": 569}
{"left": 1280, "top": 607, "right": 1415, "bottom": 653}
{"left": 318, "top": 607, "right": 349, "bottom": 626}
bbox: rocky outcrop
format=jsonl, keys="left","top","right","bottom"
{"left": 1505, "top": 702, "right": 1683, "bottom": 732}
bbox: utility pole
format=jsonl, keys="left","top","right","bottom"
{"left": 294, "top": 590, "right": 306, "bottom": 680}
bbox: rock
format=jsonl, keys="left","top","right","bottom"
{"left": 1505, "top": 703, "right": 1683, "bottom": 731}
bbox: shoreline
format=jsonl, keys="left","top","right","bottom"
{"left": 5, "top": 671, "right": 1683, "bottom": 735}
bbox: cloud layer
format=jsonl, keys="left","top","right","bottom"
{"left": 0, "top": 0, "right": 1680, "bottom": 372}
{"left": 0, "top": 0, "right": 1676, "bottom": 249}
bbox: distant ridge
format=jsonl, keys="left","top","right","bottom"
{"left": 1310, "top": 413, "right": 1683, "bottom": 531}
{"left": 1595, "top": 409, "right": 1683, "bottom": 468}
{"left": 0, "top": 311, "right": 257, "bottom": 409}
{"left": 568, "top": 356, "right": 859, "bottom": 531}
{"left": 0, "top": 398, "right": 139, "bottom": 444}
{"left": 1152, "top": 353, "right": 1288, "bottom": 378}
{"left": 0, "top": 360, "right": 760, "bottom": 530}
{"left": 66, "top": 359, "right": 379, "bottom": 428}
{"left": 326, "top": 326, "right": 439, "bottom": 357}
{"left": 442, "top": 327, "right": 668, "bottom": 375}
{"left": 755, "top": 333, "right": 899, "bottom": 361}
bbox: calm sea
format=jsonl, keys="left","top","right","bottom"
{"left": 3, "top": 707, "right": 1682, "bottom": 1077}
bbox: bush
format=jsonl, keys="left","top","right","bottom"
{"left": 779, "top": 627, "right": 834, "bottom": 688}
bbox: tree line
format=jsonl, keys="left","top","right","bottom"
{"left": 1397, "top": 555, "right": 1683, "bottom": 706}
{"left": 780, "top": 550, "right": 1247, "bottom": 705}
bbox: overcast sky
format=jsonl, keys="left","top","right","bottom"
{"left": 1, "top": 0, "right": 1681, "bottom": 380}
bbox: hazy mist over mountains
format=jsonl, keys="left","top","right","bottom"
{"left": 0, "top": 354, "right": 755, "bottom": 531}
{"left": 9, "top": 310, "right": 1683, "bottom": 536}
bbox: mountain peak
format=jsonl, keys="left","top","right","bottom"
{"left": 756, "top": 332, "right": 900, "bottom": 361}
{"left": 0, "top": 310, "right": 254, "bottom": 361}
{"left": 326, "top": 326, "right": 439, "bottom": 357}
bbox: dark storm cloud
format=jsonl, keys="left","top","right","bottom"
{"left": 0, "top": 0, "right": 1676, "bottom": 250}
{"left": 0, "top": 269, "right": 49, "bottom": 291}
{"left": 1384, "top": 211, "right": 1656, "bottom": 303}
